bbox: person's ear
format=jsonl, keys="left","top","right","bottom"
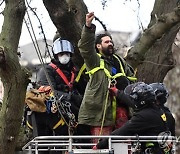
{"left": 96, "top": 44, "right": 101, "bottom": 49}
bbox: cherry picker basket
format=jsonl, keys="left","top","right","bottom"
{"left": 22, "top": 135, "right": 176, "bottom": 154}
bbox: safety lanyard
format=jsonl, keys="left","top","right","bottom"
{"left": 49, "top": 63, "right": 75, "bottom": 91}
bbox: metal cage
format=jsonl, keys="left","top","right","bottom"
{"left": 22, "top": 135, "right": 177, "bottom": 154}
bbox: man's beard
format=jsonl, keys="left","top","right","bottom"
{"left": 101, "top": 45, "right": 114, "bottom": 56}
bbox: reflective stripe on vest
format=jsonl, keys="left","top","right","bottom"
{"left": 85, "top": 54, "right": 137, "bottom": 81}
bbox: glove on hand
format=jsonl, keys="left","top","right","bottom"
{"left": 116, "top": 76, "right": 130, "bottom": 90}
{"left": 109, "top": 86, "right": 118, "bottom": 96}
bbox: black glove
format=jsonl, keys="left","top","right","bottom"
{"left": 116, "top": 76, "right": 130, "bottom": 90}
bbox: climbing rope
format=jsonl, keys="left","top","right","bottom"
{"left": 99, "top": 79, "right": 111, "bottom": 137}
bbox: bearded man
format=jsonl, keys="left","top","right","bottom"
{"left": 78, "top": 12, "right": 136, "bottom": 143}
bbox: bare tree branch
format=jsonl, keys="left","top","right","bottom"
{"left": 126, "top": 6, "right": 180, "bottom": 68}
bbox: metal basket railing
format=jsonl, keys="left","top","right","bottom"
{"left": 22, "top": 135, "right": 177, "bottom": 154}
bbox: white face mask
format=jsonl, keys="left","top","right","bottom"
{"left": 58, "top": 54, "right": 70, "bottom": 64}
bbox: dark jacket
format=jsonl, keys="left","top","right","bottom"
{"left": 116, "top": 90, "right": 175, "bottom": 134}
{"left": 160, "top": 105, "right": 175, "bottom": 136}
{"left": 96, "top": 105, "right": 172, "bottom": 153}
{"left": 37, "top": 59, "right": 83, "bottom": 119}
{"left": 37, "top": 60, "right": 75, "bottom": 92}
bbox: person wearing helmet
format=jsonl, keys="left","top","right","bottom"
{"left": 94, "top": 82, "right": 173, "bottom": 154}
{"left": 149, "top": 83, "right": 169, "bottom": 105}
{"left": 149, "top": 83, "right": 175, "bottom": 136}
{"left": 37, "top": 38, "right": 75, "bottom": 90}
{"left": 109, "top": 81, "right": 155, "bottom": 110}
{"left": 27, "top": 38, "right": 83, "bottom": 139}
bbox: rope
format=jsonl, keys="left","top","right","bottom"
{"left": 24, "top": 8, "right": 44, "bottom": 65}
{"left": 94, "top": 16, "right": 107, "bottom": 31}
{"left": 25, "top": 0, "right": 52, "bottom": 59}
{"left": 0, "top": 0, "right": 4, "bottom": 7}
{"left": 24, "top": 0, "right": 73, "bottom": 133}
{"left": 98, "top": 79, "right": 111, "bottom": 138}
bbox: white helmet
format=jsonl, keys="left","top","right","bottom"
{"left": 53, "top": 38, "right": 74, "bottom": 55}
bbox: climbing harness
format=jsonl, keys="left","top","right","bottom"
{"left": 49, "top": 63, "right": 75, "bottom": 91}
{"left": 85, "top": 53, "right": 137, "bottom": 140}
{"left": 86, "top": 54, "right": 137, "bottom": 81}
{"left": 76, "top": 54, "right": 137, "bottom": 136}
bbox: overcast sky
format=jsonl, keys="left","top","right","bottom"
{"left": 84, "top": 0, "right": 155, "bottom": 32}
{"left": 0, "top": 0, "right": 155, "bottom": 46}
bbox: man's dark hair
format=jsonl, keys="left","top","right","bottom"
{"left": 95, "top": 33, "right": 112, "bottom": 52}
{"left": 95, "top": 33, "right": 112, "bottom": 44}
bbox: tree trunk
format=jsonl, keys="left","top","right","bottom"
{"left": 136, "top": 25, "right": 178, "bottom": 83}
{"left": 136, "top": 0, "right": 179, "bottom": 83}
{"left": 164, "top": 32, "right": 180, "bottom": 153}
{"left": 0, "top": 0, "right": 30, "bottom": 153}
{"left": 4, "top": 0, "right": 179, "bottom": 152}
{"left": 43, "top": 0, "right": 88, "bottom": 67}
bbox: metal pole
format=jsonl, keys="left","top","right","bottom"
{"left": 35, "top": 142, "right": 38, "bottom": 154}
{"left": 68, "top": 136, "right": 73, "bottom": 153}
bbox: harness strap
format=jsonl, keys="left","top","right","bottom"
{"left": 49, "top": 63, "right": 75, "bottom": 91}
{"left": 53, "top": 118, "right": 65, "bottom": 129}
{"left": 85, "top": 54, "right": 137, "bottom": 132}
{"left": 113, "top": 54, "right": 125, "bottom": 75}
{"left": 26, "top": 120, "right": 33, "bottom": 129}
{"left": 112, "top": 96, "right": 117, "bottom": 122}
{"left": 75, "top": 63, "right": 86, "bottom": 82}
{"left": 99, "top": 79, "right": 111, "bottom": 137}
{"left": 85, "top": 54, "right": 137, "bottom": 81}
{"left": 75, "top": 54, "right": 137, "bottom": 84}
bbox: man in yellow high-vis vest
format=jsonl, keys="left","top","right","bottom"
{"left": 78, "top": 12, "right": 136, "bottom": 143}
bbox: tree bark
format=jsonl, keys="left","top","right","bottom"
{"left": 0, "top": 0, "right": 30, "bottom": 153}
{"left": 43, "top": 0, "right": 88, "bottom": 67}
{"left": 14, "top": 0, "right": 180, "bottom": 153}
{"left": 134, "top": 0, "right": 180, "bottom": 83}
{"left": 126, "top": 4, "right": 180, "bottom": 72}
